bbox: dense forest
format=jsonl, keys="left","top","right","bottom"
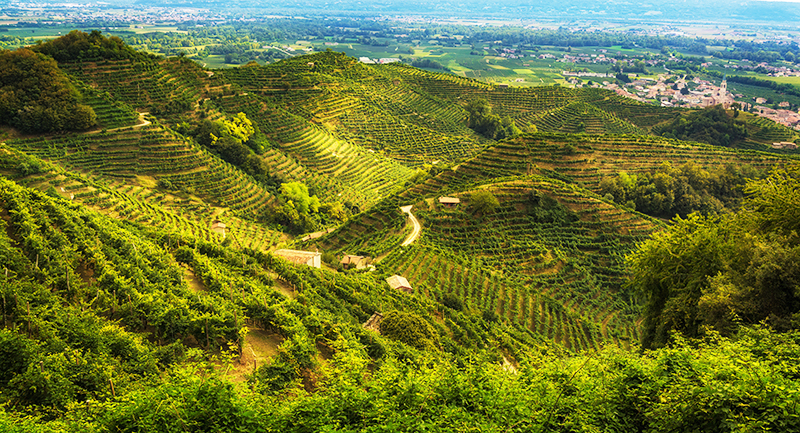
{"left": 599, "top": 161, "right": 761, "bottom": 218}
{"left": 0, "top": 48, "right": 96, "bottom": 133}
{"left": 1, "top": 31, "right": 800, "bottom": 432}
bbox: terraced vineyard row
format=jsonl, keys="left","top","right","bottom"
{"left": 61, "top": 58, "right": 207, "bottom": 117}
{"left": 314, "top": 199, "right": 408, "bottom": 257}
{"left": 0, "top": 143, "right": 282, "bottom": 252}
{"left": 388, "top": 71, "right": 680, "bottom": 131}
{"left": 581, "top": 91, "right": 681, "bottom": 128}
{"left": 75, "top": 82, "right": 140, "bottom": 129}
{"left": 379, "top": 244, "right": 604, "bottom": 351}
{"left": 221, "top": 58, "right": 488, "bottom": 166}
{"left": 339, "top": 106, "right": 478, "bottom": 166}
{"left": 520, "top": 101, "right": 646, "bottom": 136}
{"left": 412, "top": 133, "right": 795, "bottom": 195}
{"left": 213, "top": 92, "right": 416, "bottom": 209}
{"left": 6, "top": 126, "right": 276, "bottom": 220}
{"left": 744, "top": 115, "right": 800, "bottom": 145}
{"left": 417, "top": 180, "right": 647, "bottom": 341}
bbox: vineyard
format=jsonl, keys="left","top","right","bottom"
{"left": 3, "top": 44, "right": 797, "bottom": 356}
{"left": 314, "top": 128, "right": 797, "bottom": 349}
{"left": 3, "top": 29, "right": 800, "bottom": 433}
{"left": 416, "top": 132, "right": 796, "bottom": 196}
{"left": 742, "top": 113, "right": 800, "bottom": 147}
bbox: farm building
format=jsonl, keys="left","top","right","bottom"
{"left": 438, "top": 196, "right": 460, "bottom": 207}
{"left": 210, "top": 220, "right": 226, "bottom": 238}
{"left": 341, "top": 254, "right": 368, "bottom": 270}
{"left": 274, "top": 249, "right": 322, "bottom": 268}
{"left": 772, "top": 141, "right": 798, "bottom": 149}
{"left": 386, "top": 275, "right": 413, "bottom": 293}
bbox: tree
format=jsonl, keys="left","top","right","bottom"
{"left": 464, "top": 98, "right": 521, "bottom": 140}
{"left": 628, "top": 166, "right": 800, "bottom": 348}
{"left": 221, "top": 112, "right": 254, "bottom": 144}
{"left": 470, "top": 189, "right": 499, "bottom": 214}
{"left": 0, "top": 48, "right": 96, "bottom": 133}
{"left": 279, "top": 182, "right": 320, "bottom": 215}
{"left": 379, "top": 310, "right": 440, "bottom": 351}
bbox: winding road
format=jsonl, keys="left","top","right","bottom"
{"left": 89, "top": 111, "right": 151, "bottom": 134}
{"left": 400, "top": 205, "right": 421, "bottom": 246}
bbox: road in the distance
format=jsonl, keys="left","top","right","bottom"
{"left": 400, "top": 205, "right": 420, "bottom": 246}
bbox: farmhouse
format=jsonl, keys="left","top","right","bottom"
{"left": 274, "top": 249, "right": 322, "bottom": 268}
{"left": 210, "top": 219, "right": 226, "bottom": 238}
{"left": 438, "top": 196, "right": 460, "bottom": 207}
{"left": 386, "top": 275, "right": 413, "bottom": 293}
{"left": 772, "top": 141, "right": 798, "bottom": 149}
{"left": 341, "top": 254, "right": 368, "bottom": 269}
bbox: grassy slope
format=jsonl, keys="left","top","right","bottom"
{"left": 312, "top": 131, "right": 797, "bottom": 349}
{"left": 3, "top": 46, "right": 797, "bottom": 353}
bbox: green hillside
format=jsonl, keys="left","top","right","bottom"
{"left": 2, "top": 32, "right": 800, "bottom": 431}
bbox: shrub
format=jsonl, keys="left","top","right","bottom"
{"left": 380, "top": 310, "right": 440, "bottom": 351}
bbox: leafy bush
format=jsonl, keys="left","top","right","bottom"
{"left": 380, "top": 310, "right": 440, "bottom": 351}
{"left": 465, "top": 98, "right": 521, "bottom": 140}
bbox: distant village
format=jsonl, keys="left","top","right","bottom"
{"left": 568, "top": 74, "right": 800, "bottom": 133}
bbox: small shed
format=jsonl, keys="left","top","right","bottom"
{"left": 210, "top": 220, "right": 227, "bottom": 238}
{"left": 438, "top": 196, "right": 461, "bottom": 208}
{"left": 386, "top": 275, "right": 413, "bottom": 293}
{"left": 341, "top": 254, "right": 368, "bottom": 270}
{"left": 274, "top": 249, "right": 322, "bottom": 268}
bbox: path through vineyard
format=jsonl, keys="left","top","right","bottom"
{"left": 400, "top": 205, "right": 421, "bottom": 246}
{"left": 229, "top": 329, "right": 282, "bottom": 383}
{"left": 88, "top": 111, "right": 151, "bottom": 134}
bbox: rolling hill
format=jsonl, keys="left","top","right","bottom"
{"left": 1, "top": 32, "right": 800, "bottom": 432}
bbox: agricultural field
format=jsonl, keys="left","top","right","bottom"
{"left": 2, "top": 26, "right": 800, "bottom": 433}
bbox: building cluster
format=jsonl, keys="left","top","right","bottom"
{"left": 752, "top": 106, "right": 800, "bottom": 130}
{"left": 574, "top": 74, "right": 738, "bottom": 109}
{"left": 558, "top": 53, "right": 616, "bottom": 65}
{"left": 571, "top": 72, "right": 800, "bottom": 131}
{"left": 723, "top": 61, "right": 800, "bottom": 77}
{"left": 358, "top": 57, "right": 402, "bottom": 64}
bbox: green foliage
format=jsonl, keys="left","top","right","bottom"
{"left": 188, "top": 115, "right": 282, "bottom": 193}
{"left": 441, "top": 293, "right": 464, "bottom": 311}
{"left": 629, "top": 166, "right": 800, "bottom": 348}
{"left": 261, "top": 181, "right": 325, "bottom": 234}
{"left": 655, "top": 105, "right": 748, "bottom": 147}
{"left": 465, "top": 98, "right": 521, "bottom": 140}
{"left": 6, "top": 35, "right": 800, "bottom": 433}
{"left": 526, "top": 189, "right": 578, "bottom": 223}
{"left": 100, "top": 364, "right": 262, "bottom": 433}
{"left": 628, "top": 213, "right": 730, "bottom": 348}
{"left": 380, "top": 310, "right": 440, "bottom": 351}
{"left": 0, "top": 48, "right": 96, "bottom": 133}
{"left": 599, "top": 162, "right": 760, "bottom": 218}
{"left": 280, "top": 182, "right": 320, "bottom": 215}
{"left": 220, "top": 112, "right": 255, "bottom": 144}
{"left": 31, "top": 30, "right": 142, "bottom": 62}
{"left": 469, "top": 189, "right": 500, "bottom": 214}
{"left": 9, "top": 327, "right": 796, "bottom": 432}
{"left": 409, "top": 58, "right": 450, "bottom": 71}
